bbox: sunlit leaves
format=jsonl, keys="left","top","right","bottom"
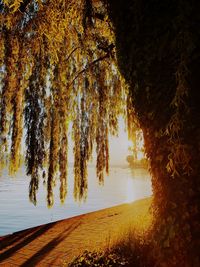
{"left": 0, "top": 0, "right": 127, "bottom": 206}
{"left": 2, "top": 0, "right": 23, "bottom": 13}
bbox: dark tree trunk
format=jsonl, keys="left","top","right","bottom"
{"left": 106, "top": 1, "right": 200, "bottom": 266}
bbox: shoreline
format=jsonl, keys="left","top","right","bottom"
{"left": 0, "top": 197, "right": 152, "bottom": 266}
{"left": 0, "top": 196, "right": 151, "bottom": 238}
{"left": 0, "top": 166, "right": 151, "bottom": 238}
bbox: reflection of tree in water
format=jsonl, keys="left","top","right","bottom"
{"left": 129, "top": 167, "right": 150, "bottom": 180}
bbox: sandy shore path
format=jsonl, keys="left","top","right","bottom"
{"left": 0, "top": 197, "right": 151, "bottom": 267}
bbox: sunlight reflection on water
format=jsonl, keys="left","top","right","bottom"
{"left": 0, "top": 166, "right": 152, "bottom": 236}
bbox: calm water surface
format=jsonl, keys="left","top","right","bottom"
{"left": 0, "top": 166, "right": 152, "bottom": 236}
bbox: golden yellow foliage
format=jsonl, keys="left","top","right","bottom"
{"left": 0, "top": 0, "right": 132, "bottom": 206}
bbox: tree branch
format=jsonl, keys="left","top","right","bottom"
{"left": 66, "top": 47, "right": 80, "bottom": 63}
{"left": 68, "top": 52, "right": 110, "bottom": 87}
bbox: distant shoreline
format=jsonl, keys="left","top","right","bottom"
{"left": 68, "top": 162, "right": 130, "bottom": 168}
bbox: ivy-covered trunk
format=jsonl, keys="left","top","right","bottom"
{"left": 107, "top": 0, "right": 200, "bottom": 266}
{"left": 143, "top": 120, "right": 200, "bottom": 267}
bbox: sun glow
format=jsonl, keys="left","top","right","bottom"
{"left": 108, "top": 119, "right": 147, "bottom": 166}
{"left": 136, "top": 151, "right": 145, "bottom": 161}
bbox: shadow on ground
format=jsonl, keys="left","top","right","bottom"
{"left": 0, "top": 220, "right": 81, "bottom": 265}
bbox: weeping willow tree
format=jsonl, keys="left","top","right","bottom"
{"left": 1, "top": 0, "right": 200, "bottom": 266}
{"left": 0, "top": 0, "right": 127, "bottom": 206}
{"left": 105, "top": 0, "right": 200, "bottom": 266}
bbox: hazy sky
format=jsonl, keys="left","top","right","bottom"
{"left": 68, "top": 117, "right": 131, "bottom": 166}
{"left": 109, "top": 118, "right": 131, "bottom": 165}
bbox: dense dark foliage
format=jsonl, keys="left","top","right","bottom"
{"left": 105, "top": 0, "right": 200, "bottom": 266}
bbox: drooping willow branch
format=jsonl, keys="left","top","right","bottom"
{"left": 69, "top": 49, "right": 113, "bottom": 88}
{"left": 0, "top": 0, "right": 129, "bottom": 206}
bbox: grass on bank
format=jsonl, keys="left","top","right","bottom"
{"left": 67, "top": 228, "right": 154, "bottom": 267}
{"left": 66, "top": 198, "right": 154, "bottom": 267}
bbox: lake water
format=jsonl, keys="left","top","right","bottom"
{"left": 0, "top": 166, "right": 152, "bottom": 236}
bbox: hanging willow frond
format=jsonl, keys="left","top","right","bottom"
{"left": 24, "top": 56, "right": 46, "bottom": 204}
{"left": 0, "top": 0, "right": 128, "bottom": 206}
